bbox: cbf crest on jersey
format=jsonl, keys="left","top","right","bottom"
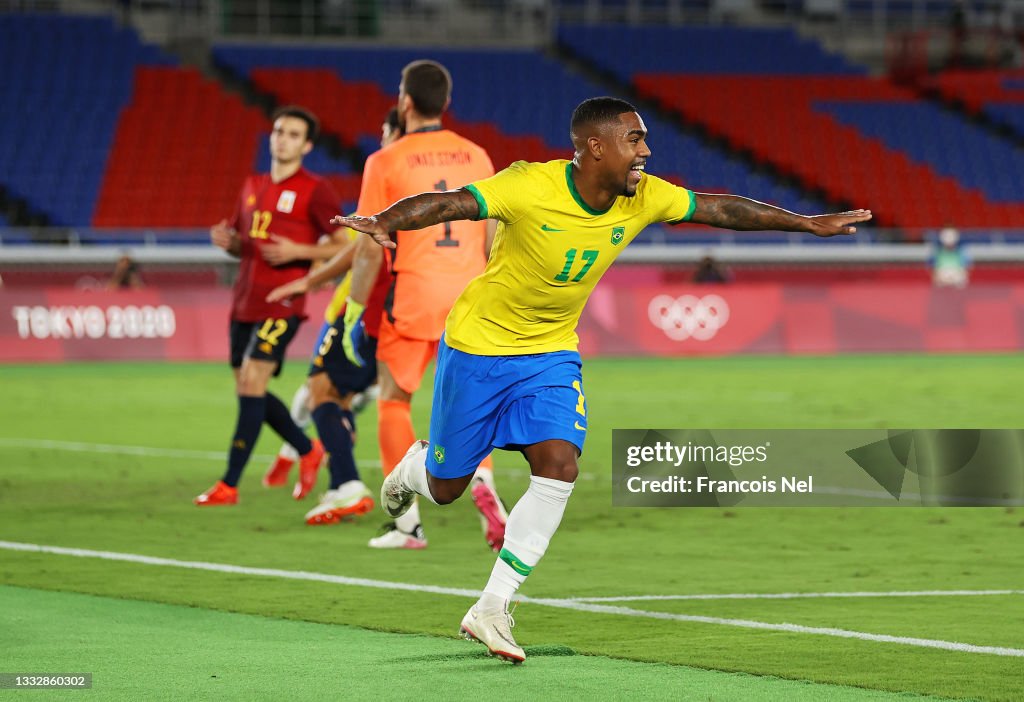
{"left": 611, "top": 226, "right": 625, "bottom": 245}
{"left": 277, "top": 190, "right": 297, "bottom": 213}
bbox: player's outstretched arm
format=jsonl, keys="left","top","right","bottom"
{"left": 330, "top": 190, "right": 480, "bottom": 249}
{"left": 689, "top": 193, "right": 871, "bottom": 237}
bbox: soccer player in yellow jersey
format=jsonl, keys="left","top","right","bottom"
{"left": 333, "top": 97, "right": 872, "bottom": 663}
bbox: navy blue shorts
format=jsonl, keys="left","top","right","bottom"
{"left": 425, "top": 336, "right": 587, "bottom": 480}
{"left": 229, "top": 316, "right": 302, "bottom": 376}
{"left": 308, "top": 318, "right": 378, "bottom": 395}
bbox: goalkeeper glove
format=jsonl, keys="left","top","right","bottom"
{"left": 341, "top": 297, "right": 367, "bottom": 368}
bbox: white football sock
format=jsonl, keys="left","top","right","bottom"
{"left": 395, "top": 500, "right": 422, "bottom": 533}
{"left": 481, "top": 475, "right": 574, "bottom": 604}
{"left": 402, "top": 445, "right": 439, "bottom": 505}
{"left": 290, "top": 382, "right": 312, "bottom": 428}
{"left": 277, "top": 383, "right": 312, "bottom": 460}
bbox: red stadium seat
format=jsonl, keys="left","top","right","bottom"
{"left": 93, "top": 67, "right": 268, "bottom": 227}
{"left": 635, "top": 74, "right": 1024, "bottom": 228}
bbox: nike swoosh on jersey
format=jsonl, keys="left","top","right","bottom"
{"left": 540, "top": 224, "right": 565, "bottom": 232}
{"left": 574, "top": 421, "right": 587, "bottom": 431}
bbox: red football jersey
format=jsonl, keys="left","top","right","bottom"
{"left": 229, "top": 168, "right": 340, "bottom": 321}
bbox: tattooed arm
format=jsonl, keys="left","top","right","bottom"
{"left": 689, "top": 193, "right": 871, "bottom": 237}
{"left": 331, "top": 190, "right": 481, "bottom": 250}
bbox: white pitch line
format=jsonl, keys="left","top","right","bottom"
{"left": 525, "top": 598, "right": 1024, "bottom": 658}
{"left": 0, "top": 437, "right": 266, "bottom": 462}
{"left": 0, "top": 437, "right": 594, "bottom": 480}
{"left": 567, "top": 590, "right": 1024, "bottom": 603}
{"left": 0, "top": 540, "right": 479, "bottom": 598}
{"left": 2, "top": 540, "right": 1022, "bottom": 658}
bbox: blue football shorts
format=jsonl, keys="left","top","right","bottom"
{"left": 425, "top": 335, "right": 588, "bottom": 480}
{"left": 308, "top": 318, "right": 378, "bottom": 395}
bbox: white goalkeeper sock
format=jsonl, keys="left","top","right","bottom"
{"left": 277, "top": 383, "right": 313, "bottom": 461}
{"left": 290, "top": 382, "right": 312, "bottom": 428}
{"left": 480, "top": 475, "right": 574, "bottom": 606}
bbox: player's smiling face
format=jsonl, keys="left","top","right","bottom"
{"left": 604, "top": 112, "right": 650, "bottom": 198}
{"left": 270, "top": 116, "right": 313, "bottom": 165}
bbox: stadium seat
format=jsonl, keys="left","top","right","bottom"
{"left": 556, "top": 25, "right": 1024, "bottom": 227}
{"left": 213, "top": 45, "right": 827, "bottom": 216}
{"left": 0, "top": 14, "right": 174, "bottom": 225}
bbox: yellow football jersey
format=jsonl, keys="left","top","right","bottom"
{"left": 322, "top": 228, "right": 360, "bottom": 324}
{"left": 446, "top": 159, "right": 694, "bottom": 355}
{"left": 323, "top": 277, "right": 350, "bottom": 324}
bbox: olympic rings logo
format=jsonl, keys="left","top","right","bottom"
{"left": 648, "top": 294, "right": 730, "bottom": 341}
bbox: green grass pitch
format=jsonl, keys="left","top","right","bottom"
{"left": 0, "top": 355, "right": 1022, "bottom": 701}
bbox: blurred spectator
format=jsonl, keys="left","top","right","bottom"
{"left": 693, "top": 255, "right": 731, "bottom": 284}
{"left": 931, "top": 226, "right": 969, "bottom": 288}
{"left": 107, "top": 255, "right": 144, "bottom": 290}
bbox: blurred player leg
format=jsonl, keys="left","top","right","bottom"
{"left": 263, "top": 381, "right": 311, "bottom": 487}
{"left": 304, "top": 372, "right": 373, "bottom": 524}
{"left": 196, "top": 355, "right": 277, "bottom": 505}
{"left": 263, "top": 389, "right": 323, "bottom": 499}
{"left": 350, "top": 383, "right": 378, "bottom": 415}
{"left": 470, "top": 455, "right": 508, "bottom": 552}
{"left": 370, "top": 395, "right": 425, "bottom": 548}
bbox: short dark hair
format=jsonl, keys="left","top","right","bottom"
{"left": 570, "top": 97, "right": 638, "bottom": 138}
{"left": 385, "top": 105, "right": 402, "bottom": 134}
{"left": 271, "top": 105, "right": 320, "bottom": 143}
{"left": 401, "top": 60, "right": 452, "bottom": 119}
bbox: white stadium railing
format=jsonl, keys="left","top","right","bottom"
{"left": 1, "top": 227, "right": 1022, "bottom": 265}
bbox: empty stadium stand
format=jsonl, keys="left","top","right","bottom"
{"left": 91, "top": 66, "right": 269, "bottom": 227}
{"left": 0, "top": 13, "right": 173, "bottom": 226}
{"left": 924, "top": 69, "right": 1024, "bottom": 135}
{"left": 558, "top": 25, "right": 1024, "bottom": 227}
{"left": 3, "top": 13, "right": 1021, "bottom": 236}
{"left": 214, "top": 45, "right": 828, "bottom": 219}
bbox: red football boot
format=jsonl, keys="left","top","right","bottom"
{"left": 262, "top": 453, "right": 296, "bottom": 488}
{"left": 292, "top": 439, "right": 325, "bottom": 500}
{"left": 194, "top": 480, "right": 238, "bottom": 506}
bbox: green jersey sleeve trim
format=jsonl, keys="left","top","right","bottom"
{"left": 565, "top": 162, "right": 611, "bottom": 216}
{"left": 667, "top": 189, "right": 697, "bottom": 224}
{"left": 464, "top": 184, "right": 488, "bottom": 220}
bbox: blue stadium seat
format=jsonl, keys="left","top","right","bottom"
{"left": 819, "top": 102, "right": 1024, "bottom": 202}
{"left": 213, "top": 44, "right": 829, "bottom": 219}
{"left": 984, "top": 104, "right": 1024, "bottom": 136}
{"left": 0, "top": 14, "right": 174, "bottom": 226}
{"left": 556, "top": 25, "right": 865, "bottom": 82}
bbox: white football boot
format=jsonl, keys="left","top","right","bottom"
{"left": 367, "top": 522, "right": 427, "bottom": 550}
{"left": 380, "top": 440, "right": 428, "bottom": 518}
{"left": 304, "top": 480, "right": 374, "bottom": 525}
{"left": 459, "top": 601, "right": 525, "bottom": 663}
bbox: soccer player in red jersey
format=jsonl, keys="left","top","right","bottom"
{"left": 195, "top": 105, "right": 343, "bottom": 506}
{"left": 263, "top": 108, "right": 405, "bottom": 526}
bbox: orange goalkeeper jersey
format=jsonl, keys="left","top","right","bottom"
{"left": 356, "top": 126, "right": 494, "bottom": 341}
